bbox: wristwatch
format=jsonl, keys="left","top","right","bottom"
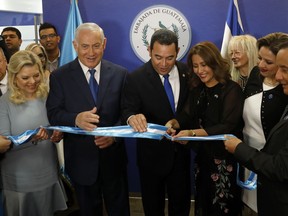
{"left": 190, "top": 130, "right": 196, "bottom": 136}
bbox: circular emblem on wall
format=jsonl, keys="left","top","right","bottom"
{"left": 130, "top": 4, "right": 192, "bottom": 62}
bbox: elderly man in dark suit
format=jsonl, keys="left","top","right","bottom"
{"left": 224, "top": 39, "right": 288, "bottom": 216}
{"left": 46, "top": 22, "right": 130, "bottom": 216}
{"left": 121, "top": 29, "right": 191, "bottom": 216}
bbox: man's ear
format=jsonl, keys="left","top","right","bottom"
{"left": 148, "top": 46, "right": 151, "bottom": 57}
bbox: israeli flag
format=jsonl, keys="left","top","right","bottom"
{"left": 220, "top": 0, "right": 244, "bottom": 57}
{"left": 59, "top": 0, "right": 83, "bottom": 66}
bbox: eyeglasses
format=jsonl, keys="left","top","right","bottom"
{"left": 40, "top": 33, "right": 57, "bottom": 40}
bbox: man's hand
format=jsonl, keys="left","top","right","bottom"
{"left": 50, "top": 130, "right": 63, "bottom": 143}
{"left": 224, "top": 135, "right": 242, "bottom": 154}
{"left": 165, "top": 119, "right": 180, "bottom": 130}
{"left": 75, "top": 107, "right": 100, "bottom": 131}
{"left": 32, "top": 127, "right": 49, "bottom": 142}
{"left": 94, "top": 136, "right": 115, "bottom": 149}
{"left": 128, "top": 114, "right": 147, "bottom": 132}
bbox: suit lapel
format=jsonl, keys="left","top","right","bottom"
{"left": 146, "top": 63, "right": 170, "bottom": 107}
{"left": 97, "top": 61, "right": 113, "bottom": 109}
{"left": 145, "top": 61, "right": 188, "bottom": 115}
{"left": 266, "top": 106, "right": 288, "bottom": 142}
{"left": 177, "top": 64, "right": 188, "bottom": 112}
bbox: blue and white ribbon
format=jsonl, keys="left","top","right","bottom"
{"left": 166, "top": 134, "right": 234, "bottom": 141}
{"left": 236, "top": 163, "right": 257, "bottom": 190}
{"left": 8, "top": 128, "right": 40, "bottom": 146}
{"left": 46, "top": 123, "right": 168, "bottom": 140}
{"left": 7, "top": 124, "right": 167, "bottom": 146}
{"left": 7, "top": 123, "right": 233, "bottom": 146}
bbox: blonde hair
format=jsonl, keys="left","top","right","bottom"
{"left": 228, "top": 35, "right": 258, "bottom": 82}
{"left": 8, "top": 50, "right": 48, "bottom": 104}
{"left": 25, "top": 43, "right": 48, "bottom": 71}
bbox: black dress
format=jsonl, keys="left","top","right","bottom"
{"left": 177, "top": 80, "right": 244, "bottom": 216}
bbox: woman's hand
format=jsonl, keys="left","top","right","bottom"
{"left": 0, "top": 136, "right": 11, "bottom": 153}
{"left": 174, "top": 130, "right": 191, "bottom": 137}
{"left": 172, "top": 130, "right": 191, "bottom": 145}
{"left": 50, "top": 130, "right": 63, "bottom": 143}
{"left": 32, "top": 127, "right": 49, "bottom": 142}
{"left": 166, "top": 127, "right": 177, "bottom": 136}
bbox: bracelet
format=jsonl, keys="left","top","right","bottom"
{"left": 190, "top": 130, "right": 196, "bottom": 137}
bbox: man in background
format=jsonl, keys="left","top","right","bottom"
{"left": 39, "top": 22, "right": 61, "bottom": 72}
{"left": 1, "top": 27, "right": 22, "bottom": 56}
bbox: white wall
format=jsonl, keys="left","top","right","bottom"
{"left": 0, "top": 0, "right": 42, "bottom": 50}
{"left": 0, "top": 0, "right": 42, "bottom": 14}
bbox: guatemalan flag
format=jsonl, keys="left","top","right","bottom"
{"left": 59, "top": 0, "right": 83, "bottom": 66}
{"left": 220, "top": 0, "right": 244, "bottom": 57}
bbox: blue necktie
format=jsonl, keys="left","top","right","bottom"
{"left": 163, "top": 74, "right": 175, "bottom": 113}
{"left": 89, "top": 69, "right": 99, "bottom": 103}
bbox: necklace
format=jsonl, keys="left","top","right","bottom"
{"left": 264, "top": 78, "right": 279, "bottom": 87}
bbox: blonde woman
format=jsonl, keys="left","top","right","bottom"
{"left": 0, "top": 50, "right": 67, "bottom": 216}
{"left": 228, "top": 35, "right": 258, "bottom": 89}
{"left": 25, "top": 43, "right": 50, "bottom": 82}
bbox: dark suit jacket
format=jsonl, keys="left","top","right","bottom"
{"left": 121, "top": 60, "right": 190, "bottom": 176}
{"left": 46, "top": 58, "right": 128, "bottom": 185}
{"left": 235, "top": 106, "right": 288, "bottom": 216}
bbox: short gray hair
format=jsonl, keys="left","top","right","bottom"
{"left": 74, "top": 23, "right": 105, "bottom": 43}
